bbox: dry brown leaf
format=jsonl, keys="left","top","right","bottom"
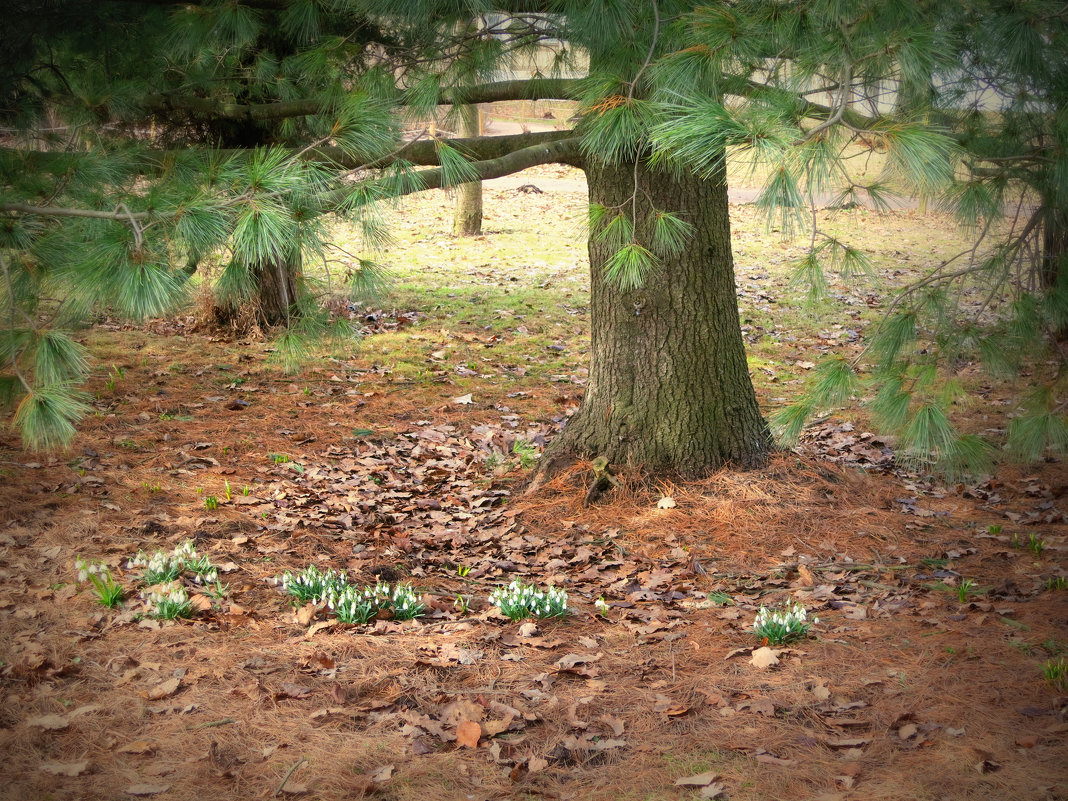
{"left": 554, "top": 653, "right": 601, "bottom": 670}
{"left": 824, "top": 737, "right": 872, "bottom": 749}
{"left": 749, "top": 647, "right": 781, "bottom": 669}
{"left": 675, "top": 771, "right": 721, "bottom": 787}
{"left": 39, "top": 759, "right": 89, "bottom": 776}
{"left": 598, "top": 714, "right": 625, "bottom": 736}
{"left": 744, "top": 697, "right": 775, "bottom": 717}
{"left": 898, "top": 723, "right": 918, "bottom": 739}
{"left": 278, "top": 682, "right": 311, "bottom": 699}
{"left": 456, "top": 719, "right": 482, "bottom": 748}
{"left": 369, "top": 764, "right": 394, "bottom": 782}
{"left": 124, "top": 784, "right": 171, "bottom": 796}
{"left": 296, "top": 604, "right": 317, "bottom": 626}
{"left": 279, "top": 783, "right": 308, "bottom": 795}
{"left": 527, "top": 756, "right": 549, "bottom": 773}
{"left": 27, "top": 713, "right": 70, "bottom": 730}
{"left": 146, "top": 677, "right": 180, "bottom": 700}
{"left": 754, "top": 749, "right": 795, "bottom": 766}
{"left": 118, "top": 740, "right": 156, "bottom": 755}
{"left": 441, "top": 700, "right": 484, "bottom": 726}
{"left": 517, "top": 621, "right": 540, "bottom": 638}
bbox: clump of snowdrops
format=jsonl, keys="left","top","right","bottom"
{"left": 127, "top": 540, "right": 223, "bottom": 618}
{"left": 74, "top": 556, "right": 123, "bottom": 607}
{"left": 276, "top": 566, "right": 425, "bottom": 625}
{"left": 490, "top": 580, "right": 569, "bottom": 621}
{"left": 141, "top": 582, "right": 194, "bottom": 620}
{"left": 752, "top": 601, "right": 818, "bottom": 645}
{"left": 127, "top": 540, "right": 220, "bottom": 587}
{"left": 279, "top": 564, "right": 348, "bottom": 604}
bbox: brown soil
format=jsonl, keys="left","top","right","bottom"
{"left": 1, "top": 324, "right": 1066, "bottom": 800}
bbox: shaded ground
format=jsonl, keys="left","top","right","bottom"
{"left": 0, "top": 169, "right": 1066, "bottom": 801}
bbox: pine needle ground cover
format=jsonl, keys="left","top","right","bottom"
{"left": 0, "top": 170, "right": 1065, "bottom": 801}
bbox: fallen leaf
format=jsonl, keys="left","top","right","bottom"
{"left": 742, "top": 697, "right": 775, "bottom": 717}
{"left": 69, "top": 704, "right": 102, "bottom": 718}
{"left": 279, "top": 783, "right": 308, "bottom": 795}
{"left": 555, "top": 653, "right": 601, "bottom": 671}
{"left": 39, "top": 760, "right": 89, "bottom": 776}
{"left": 452, "top": 394, "right": 474, "bottom": 405}
{"left": 147, "top": 677, "right": 181, "bottom": 700}
{"left": 27, "top": 714, "right": 70, "bottom": 730}
{"left": 296, "top": 604, "right": 316, "bottom": 626}
{"left": 656, "top": 497, "right": 677, "bottom": 509}
{"left": 754, "top": 750, "right": 795, "bottom": 766}
{"left": 118, "top": 740, "right": 156, "bottom": 755}
{"left": 124, "top": 784, "right": 171, "bottom": 796}
{"left": 517, "top": 621, "right": 540, "bottom": 638}
{"left": 749, "top": 647, "right": 781, "bottom": 669}
{"left": 898, "top": 723, "right": 918, "bottom": 740}
{"left": 598, "top": 714, "right": 625, "bottom": 736}
{"left": 527, "top": 757, "right": 549, "bottom": 773}
{"left": 369, "top": 764, "right": 394, "bottom": 782}
{"left": 1015, "top": 735, "right": 1037, "bottom": 748}
{"left": 824, "top": 737, "right": 872, "bottom": 749}
{"left": 675, "top": 771, "right": 721, "bottom": 787}
{"left": 278, "top": 682, "right": 311, "bottom": 700}
{"left": 456, "top": 720, "right": 482, "bottom": 748}
{"left": 699, "top": 785, "right": 728, "bottom": 800}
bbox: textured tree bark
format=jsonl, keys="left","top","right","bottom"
{"left": 1043, "top": 203, "right": 1068, "bottom": 338}
{"left": 1042, "top": 204, "right": 1067, "bottom": 288}
{"left": 534, "top": 158, "right": 772, "bottom": 484}
{"left": 215, "top": 255, "right": 301, "bottom": 328}
{"left": 452, "top": 104, "right": 483, "bottom": 237}
{"left": 252, "top": 255, "right": 301, "bottom": 327}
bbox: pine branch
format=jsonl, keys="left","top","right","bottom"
{"left": 143, "top": 79, "right": 581, "bottom": 123}
{"left": 0, "top": 202, "right": 150, "bottom": 221}
{"left": 318, "top": 136, "right": 583, "bottom": 210}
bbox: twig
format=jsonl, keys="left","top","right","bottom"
{"left": 274, "top": 756, "right": 307, "bottom": 797}
{"left": 186, "top": 717, "right": 236, "bottom": 730}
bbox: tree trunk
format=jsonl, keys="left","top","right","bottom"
{"left": 536, "top": 158, "right": 772, "bottom": 483}
{"left": 253, "top": 254, "right": 301, "bottom": 327}
{"left": 1042, "top": 202, "right": 1068, "bottom": 339}
{"left": 1041, "top": 202, "right": 1067, "bottom": 290}
{"left": 452, "top": 104, "right": 483, "bottom": 237}
{"left": 215, "top": 254, "right": 301, "bottom": 329}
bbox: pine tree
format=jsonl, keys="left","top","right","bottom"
{"left": 1, "top": 0, "right": 1065, "bottom": 480}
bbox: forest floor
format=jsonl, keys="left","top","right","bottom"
{"left": 0, "top": 165, "right": 1066, "bottom": 801}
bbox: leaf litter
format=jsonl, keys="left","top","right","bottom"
{"left": 0, "top": 177, "right": 1065, "bottom": 800}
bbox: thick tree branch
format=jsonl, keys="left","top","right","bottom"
{"left": 320, "top": 136, "right": 583, "bottom": 210}
{"left": 143, "top": 78, "right": 581, "bottom": 123}
{"left": 2, "top": 130, "right": 577, "bottom": 175}
{"left": 1, "top": 135, "right": 584, "bottom": 222}
{"left": 308, "top": 130, "right": 576, "bottom": 169}
{"left": 0, "top": 202, "right": 150, "bottom": 221}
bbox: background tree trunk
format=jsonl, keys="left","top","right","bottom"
{"left": 452, "top": 104, "right": 483, "bottom": 237}
{"left": 537, "top": 158, "right": 772, "bottom": 482}
{"left": 1041, "top": 203, "right": 1067, "bottom": 290}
